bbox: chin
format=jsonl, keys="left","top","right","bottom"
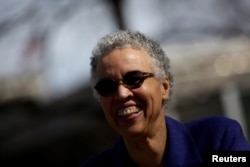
{"left": 119, "top": 126, "right": 146, "bottom": 139}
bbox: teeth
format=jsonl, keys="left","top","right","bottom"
{"left": 118, "top": 106, "right": 140, "bottom": 117}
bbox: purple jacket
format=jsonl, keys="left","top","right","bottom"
{"left": 80, "top": 116, "right": 250, "bottom": 166}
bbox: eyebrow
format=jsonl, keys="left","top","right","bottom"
{"left": 98, "top": 70, "right": 144, "bottom": 81}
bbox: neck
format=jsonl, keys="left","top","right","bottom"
{"left": 123, "top": 115, "right": 167, "bottom": 167}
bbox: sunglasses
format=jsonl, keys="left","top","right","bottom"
{"left": 94, "top": 71, "right": 154, "bottom": 97}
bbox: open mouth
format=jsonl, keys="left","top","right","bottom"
{"left": 117, "top": 106, "right": 141, "bottom": 117}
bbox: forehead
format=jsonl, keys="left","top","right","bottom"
{"left": 96, "top": 48, "right": 153, "bottom": 77}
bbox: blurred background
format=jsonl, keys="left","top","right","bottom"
{"left": 0, "top": 0, "right": 250, "bottom": 166}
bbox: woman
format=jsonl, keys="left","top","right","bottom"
{"left": 81, "top": 30, "right": 250, "bottom": 167}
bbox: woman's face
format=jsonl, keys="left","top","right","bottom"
{"left": 95, "top": 48, "right": 169, "bottom": 138}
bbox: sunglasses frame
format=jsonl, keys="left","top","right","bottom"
{"left": 94, "top": 71, "right": 154, "bottom": 97}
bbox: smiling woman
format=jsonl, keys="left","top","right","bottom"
{"left": 80, "top": 30, "right": 250, "bottom": 167}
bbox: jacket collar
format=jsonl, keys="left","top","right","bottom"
{"left": 113, "top": 116, "right": 202, "bottom": 167}
{"left": 164, "top": 116, "right": 202, "bottom": 166}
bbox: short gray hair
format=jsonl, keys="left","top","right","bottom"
{"left": 90, "top": 30, "right": 173, "bottom": 106}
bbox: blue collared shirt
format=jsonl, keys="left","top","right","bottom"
{"left": 81, "top": 116, "right": 250, "bottom": 167}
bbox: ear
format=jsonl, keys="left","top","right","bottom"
{"left": 161, "top": 76, "right": 170, "bottom": 100}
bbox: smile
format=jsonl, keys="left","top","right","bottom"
{"left": 117, "top": 106, "right": 141, "bottom": 117}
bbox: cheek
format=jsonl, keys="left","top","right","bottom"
{"left": 139, "top": 83, "right": 163, "bottom": 107}
{"left": 142, "top": 81, "right": 162, "bottom": 97}
{"left": 100, "top": 98, "right": 113, "bottom": 115}
{"left": 133, "top": 89, "right": 153, "bottom": 109}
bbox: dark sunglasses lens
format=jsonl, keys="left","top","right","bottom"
{"left": 123, "top": 71, "right": 145, "bottom": 88}
{"left": 95, "top": 79, "right": 117, "bottom": 96}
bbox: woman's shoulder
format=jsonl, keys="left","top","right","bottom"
{"left": 185, "top": 116, "right": 250, "bottom": 151}
{"left": 184, "top": 116, "right": 242, "bottom": 138}
{"left": 185, "top": 116, "right": 238, "bottom": 129}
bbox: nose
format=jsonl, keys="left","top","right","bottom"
{"left": 115, "top": 84, "right": 133, "bottom": 100}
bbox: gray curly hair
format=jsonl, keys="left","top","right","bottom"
{"left": 90, "top": 30, "right": 173, "bottom": 106}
